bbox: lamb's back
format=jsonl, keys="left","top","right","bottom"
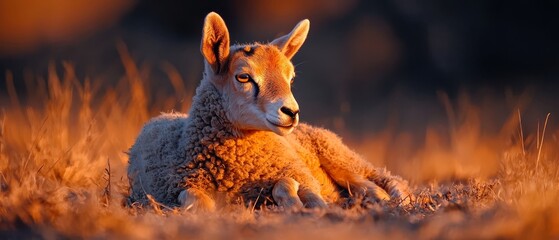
{"left": 128, "top": 113, "right": 189, "bottom": 205}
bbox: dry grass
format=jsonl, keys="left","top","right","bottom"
{"left": 1, "top": 51, "right": 558, "bottom": 239}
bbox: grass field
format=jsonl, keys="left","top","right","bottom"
{"left": 1, "top": 49, "right": 558, "bottom": 239}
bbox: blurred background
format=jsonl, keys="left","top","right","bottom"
{"left": 1, "top": 0, "right": 558, "bottom": 147}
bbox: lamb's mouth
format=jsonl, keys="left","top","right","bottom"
{"left": 266, "top": 119, "right": 294, "bottom": 128}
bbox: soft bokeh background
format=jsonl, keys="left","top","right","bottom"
{"left": 1, "top": 0, "right": 558, "bottom": 181}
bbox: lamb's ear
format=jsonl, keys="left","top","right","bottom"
{"left": 201, "top": 12, "right": 230, "bottom": 74}
{"left": 271, "top": 19, "right": 310, "bottom": 59}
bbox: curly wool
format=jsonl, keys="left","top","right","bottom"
{"left": 128, "top": 12, "right": 412, "bottom": 208}
{"left": 127, "top": 80, "right": 343, "bottom": 206}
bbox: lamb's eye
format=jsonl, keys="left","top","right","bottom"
{"left": 236, "top": 73, "right": 251, "bottom": 83}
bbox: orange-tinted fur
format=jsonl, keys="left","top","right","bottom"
{"left": 127, "top": 12, "right": 412, "bottom": 211}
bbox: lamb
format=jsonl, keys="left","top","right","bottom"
{"left": 127, "top": 12, "right": 412, "bottom": 211}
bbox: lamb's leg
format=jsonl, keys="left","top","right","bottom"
{"left": 178, "top": 188, "right": 216, "bottom": 212}
{"left": 273, "top": 176, "right": 326, "bottom": 209}
{"left": 351, "top": 178, "right": 391, "bottom": 201}
{"left": 373, "top": 168, "right": 413, "bottom": 205}
{"left": 290, "top": 167, "right": 328, "bottom": 208}
{"left": 272, "top": 177, "right": 304, "bottom": 209}
{"left": 296, "top": 125, "right": 412, "bottom": 205}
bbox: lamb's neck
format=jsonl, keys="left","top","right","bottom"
{"left": 187, "top": 80, "right": 240, "bottom": 138}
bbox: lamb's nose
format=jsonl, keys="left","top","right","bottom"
{"left": 280, "top": 106, "right": 299, "bottom": 119}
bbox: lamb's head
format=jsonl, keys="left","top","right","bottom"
{"left": 200, "top": 12, "right": 310, "bottom": 136}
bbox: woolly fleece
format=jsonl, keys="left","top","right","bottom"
{"left": 128, "top": 79, "right": 408, "bottom": 207}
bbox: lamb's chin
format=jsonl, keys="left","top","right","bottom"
{"left": 268, "top": 124, "right": 295, "bottom": 136}
{"left": 235, "top": 123, "right": 293, "bottom": 136}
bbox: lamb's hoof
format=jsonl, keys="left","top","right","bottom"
{"left": 303, "top": 198, "right": 327, "bottom": 209}
{"left": 366, "top": 183, "right": 391, "bottom": 202}
{"left": 178, "top": 189, "right": 216, "bottom": 212}
{"left": 389, "top": 182, "right": 414, "bottom": 206}
{"left": 273, "top": 177, "right": 304, "bottom": 210}
{"left": 279, "top": 196, "right": 305, "bottom": 210}
{"left": 298, "top": 188, "right": 327, "bottom": 209}
{"left": 353, "top": 181, "right": 391, "bottom": 204}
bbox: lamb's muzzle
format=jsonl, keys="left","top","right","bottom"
{"left": 280, "top": 106, "right": 299, "bottom": 119}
